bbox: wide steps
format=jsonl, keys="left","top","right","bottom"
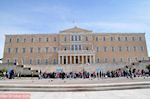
{"left": 0, "top": 82, "right": 150, "bottom": 92}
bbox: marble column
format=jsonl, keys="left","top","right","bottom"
{"left": 66, "top": 56, "right": 68, "bottom": 64}
{"left": 86, "top": 55, "right": 88, "bottom": 64}
{"left": 62, "top": 55, "right": 64, "bottom": 64}
{"left": 82, "top": 56, "right": 84, "bottom": 64}
{"left": 70, "top": 56, "right": 72, "bottom": 64}
{"left": 90, "top": 55, "right": 92, "bottom": 64}
{"left": 74, "top": 56, "right": 76, "bottom": 64}
{"left": 78, "top": 56, "right": 80, "bottom": 64}
{"left": 93, "top": 55, "right": 95, "bottom": 64}
{"left": 58, "top": 55, "right": 60, "bottom": 64}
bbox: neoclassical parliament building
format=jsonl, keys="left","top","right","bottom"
{"left": 3, "top": 27, "right": 149, "bottom": 65}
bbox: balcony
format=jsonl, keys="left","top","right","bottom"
{"left": 58, "top": 50, "right": 95, "bottom": 55}
{"left": 59, "top": 41, "right": 93, "bottom": 45}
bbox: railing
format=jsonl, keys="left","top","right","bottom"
{"left": 58, "top": 50, "right": 95, "bottom": 54}
{"left": 60, "top": 41, "right": 93, "bottom": 44}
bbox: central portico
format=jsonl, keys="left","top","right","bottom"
{"left": 58, "top": 26, "right": 95, "bottom": 65}
{"left": 58, "top": 50, "right": 95, "bottom": 64}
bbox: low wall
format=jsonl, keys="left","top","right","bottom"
{"left": 0, "top": 63, "right": 37, "bottom": 75}
{"left": 1, "top": 61, "right": 150, "bottom": 74}
{"left": 24, "top": 61, "right": 150, "bottom": 73}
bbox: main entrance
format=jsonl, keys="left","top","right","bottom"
{"left": 76, "top": 58, "right": 78, "bottom": 64}
{"left": 58, "top": 55, "right": 95, "bottom": 64}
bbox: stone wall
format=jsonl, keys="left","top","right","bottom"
{"left": 0, "top": 63, "right": 37, "bottom": 75}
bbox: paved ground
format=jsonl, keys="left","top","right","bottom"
{"left": 0, "top": 77, "right": 150, "bottom": 85}
{"left": 0, "top": 77, "right": 150, "bottom": 99}
{"left": 0, "top": 89, "right": 150, "bottom": 99}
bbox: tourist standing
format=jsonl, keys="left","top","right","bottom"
{"left": 31, "top": 72, "right": 34, "bottom": 79}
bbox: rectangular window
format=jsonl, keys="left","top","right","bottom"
{"left": 111, "top": 46, "right": 114, "bottom": 52}
{"left": 31, "top": 38, "right": 34, "bottom": 42}
{"left": 104, "top": 58, "right": 108, "bottom": 63}
{"left": 38, "top": 48, "right": 41, "bottom": 53}
{"left": 75, "top": 45, "right": 78, "bottom": 50}
{"left": 112, "top": 58, "right": 116, "bottom": 63}
{"left": 7, "top": 59, "right": 10, "bottom": 63}
{"left": 118, "top": 37, "right": 121, "bottom": 41}
{"left": 79, "top": 35, "right": 81, "bottom": 41}
{"left": 86, "top": 36, "right": 88, "bottom": 41}
{"left": 38, "top": 38, "right": 41, "bottom": 42}
{"left": 97, "top": 58, "right": 100, "bottom": 63}
{"left": 126, "top": 46, "right": 129, "bottom": 52}
{"left": 45, "top": 47, "right": 49, "bottom": 53}
{"left": 86, "top": 47, "right": 89, "bottom": 50}
{"left": 53, "top": 59, "right": 56, "bottom": 64}
{"left": 16, "top": 38, "right": 19, "bottom": 43}
{"left": 120, "top": 58, "right": 123, "bottom": 62}
{"left": 64, "top": 37, "right": 67, "bottom": 42}
{"left": 71, "top": 45, "right": 74, "bottom": 50}
{"left": 14, "top": 59, "right": 17, "bottom": 63}
{"left": 135, "top": 57, "right": 138, "bottom": 61}
{"left": 133, "top": 46, "right": 136, "bottom": 51}
{"left": 45, "top": 59, "right": 48, "bottom": 64}
{"left": 53, "top": 47, "right": 57, "bottom": 52}
{"left": 9, "top": 38, "right": 12, "bottom": 43}
{"left": 132, "top": 37, "right": 135, "bottom": 41}
{"left": 46, "top": 37, "right": 49, "bottom": 42}
{"left": 96, "top": 47, "right": 99, "bottom": 52}
{"left": 103, "top": 36, "right": 106, "bottom": 41}
{"left": 79, "top": 45, "right": 82, "bottom": 50}
{"left": 139, "top": 37, "right": 142, "bottom": 41}
{"left": 30, "top": 48, "right": 33, "bottom": 53}
{"left": 95, "top": 36, "right": 98, "bottom": 41}
{"left": 128, "top": 58, "right": 130, "bottom": 62}
{"left": 71, "top": 35, "right": 74, "bottom": 41}
{"left": 37, "top": 59, "right": 40, "bottom": 64}
{"left": 125, "top": 37, "right": 128, "bottom": 41}
{"left": 15, "top": 48, "right": 18, "bottom": 53}
{"left": 8, "top": 48, "right": 11, "bottom": 53}
{"left": 119, "top": 46, "right": 122, "bottom": 52}
{"left": 30, "top": 59, "right": 32, "bottom": 64}
{"left": 104, "top": 46, "right": 107, "bottom": 52}
{"left": 140, "top": 46, "right": 144, "bottom": 51}
{"left": 110, "top": 37, "right": 113, "bottom": 41}
{"left": 54, "top": 37, "right": 56, "bottom": 42}
{"left": 142, "top": 57, "right": 144, "bottom": 60}
{"left": 24, "top": 38, "right": 26, "bottom": 43}
{"left": 75, "top": 35, "right": 77, "bottom": 41}
{"left": 22, "top": 48, "right": 26, "bottom": 53}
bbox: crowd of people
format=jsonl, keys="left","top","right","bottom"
{"left": 39, "top": 67, "right": 150, "bottom": 80}
{"left": 1, "top": 66, "right": 150, "bottom": 80}
{"left": 2, "top": 69, "right": 15, "bottom": 79}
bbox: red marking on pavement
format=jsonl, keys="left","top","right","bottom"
{"left": 0, "top": 93, "right": 30, "bottom": 99}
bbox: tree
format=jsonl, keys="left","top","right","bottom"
{"left": 1, "top": 68, "right": 7, "bottom": 72}
{"left": 146, "top": 64, "right": 150, "bottom": 70}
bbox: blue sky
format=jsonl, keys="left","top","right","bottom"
{"left": 0, "top": 0, "right": 150, "bottom": 58}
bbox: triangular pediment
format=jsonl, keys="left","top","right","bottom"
{"left": 60, "top": 26, "right": 92, "bottom": 33}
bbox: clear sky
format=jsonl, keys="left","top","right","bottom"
{"left": 0, "top": 0, "right": 150, "bottom": 58}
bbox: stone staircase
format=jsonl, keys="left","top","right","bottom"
{"left": 0, "top": 63, "right": 38, "bottom": 75}
{"left": 119, "top": 60, "right": 150, "bottom": 71}
{"left": 24, "top": 63, "right": 131, "bottom": 73}
{"left": 24, "top": 61, "right": 150, "bottom": 73}
{"left": 1, "top": 60, "right": 150, "bottom": 74}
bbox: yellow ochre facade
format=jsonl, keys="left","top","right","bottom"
{"left": 3, "top": 26, "right": 149, "bottom": 65}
